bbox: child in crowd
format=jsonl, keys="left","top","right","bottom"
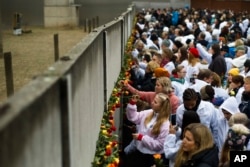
{"left": 124, "top": 93, "right": 171, "bottom": 167}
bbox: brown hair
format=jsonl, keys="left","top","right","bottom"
{"left": 232, "top": 75, "right": 244, "bottom": 87}
{"left": 162, "top": 47, "right": 174, "bottom": 60}
{"left": 174, "top": 123, "right": 214, "bottom": 167}
{"left": 211, "top": 72, "right": 221, "bottom": 87}
{"left": 197, "top": 69, "right": 213, "bottom": 80}
{"left": 179, "top": 46, "right": 188, "bottom": 63}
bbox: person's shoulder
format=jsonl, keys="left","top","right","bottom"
{"left": 170, "top": 93, "right": 180, "bottom": 101}
{"left": 176, "top": 104, "right": 185, "bottom": 111}
{"left": 200, "top": 100, "right": 215, "bottom": 109}
{"left": 195, "top": 145, "right": 219, "bottom": 167}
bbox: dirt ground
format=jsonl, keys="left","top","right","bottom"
{"left": 0, "top": 26, "right": 87, "bottom": 102}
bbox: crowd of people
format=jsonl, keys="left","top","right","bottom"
{"left": 120, "top": 6, "right": 250, "bottom": 167}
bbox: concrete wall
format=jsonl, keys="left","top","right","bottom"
{"left": 44, "top": 0, "right": 80, "bottom": 27}
{"left": 1, "top": 0, "right": 43, "bottom": 28}
{"left": 0, "top": 6, "right": 135, "bottom": 167}
{"left": 1, "top": 0, "right": 190, "bottom": 28}
{"left": 44, "top": 6, "right": 80, "bottom": 27}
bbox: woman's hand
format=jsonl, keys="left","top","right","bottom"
{"left": 132, "top": 133, "right": 139, "bottom": 140}
{"left": 119, "top": 80, "right": 129, "bottom": 89}
{"left": 132, "top": 133, "right": 143, "bottom": 140}
{"left": 131, "top": 94, "right": 140, "bottom": 103}
{"left": 169, "top": 124, "right": 177, "bottom": 134}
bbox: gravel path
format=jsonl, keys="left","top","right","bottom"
{"left": 0, "top": 26, "right": 87, "bottom": 102}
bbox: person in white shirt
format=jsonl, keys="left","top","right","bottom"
{"left": 240, "top": 59, "right": 250, "bottom": 77}
{"left": 162, "top": 48, "right": 176, "bottom": 74}
{"left": 131, "top": 40, "right": 145, "bottom": 59}
{"left": 140, "top": 32, "right": 151, "bottom": 49}
{"left": 148, "top": 33, "right": 161, "bottom": 51}
{"left": 164, "top": 110, "right": 200, "bottom": 167}
{"left": 189, "top": 69, "right": 213, "bottom": 93}
{"left": 185, "top": 47, "right": 201, "bottom": 86}
{"left": 228, "top": 75, "right": 245, "bottom": 105}
{"left": 216, "top": 97, "right": 240, "bottom": 153}
{"left": 196, "top": 43, "right": 212, "bottom": 65}
{"left": 176, "top": 88, "right": 219, "bottom": 146}
{"left": 211, "top": 72, "right": 229, "bottom": 106}
{"left": 231, "top": 45, "right": 247, "bottom": 73}
{"left": 242, "top": 16, "right": 249, "bottom": 35}
{"left": 170, "top": 65, "right": 189, "bottom": 104}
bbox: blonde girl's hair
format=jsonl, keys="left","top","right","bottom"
{"left": 157, "top": 77, "right": 173, "bottom": 94}
{"left": 174, "top": 123, "right": 214, "bottom": 167}
{"left": 144, "top": 93, "right": 171, "bottom": 136}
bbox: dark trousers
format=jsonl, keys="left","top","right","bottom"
{"left": 123, "top": 150, "right": 169, "bottom": 167}
{"left": 124, "top": 150, "right": 155, "bottom": 167}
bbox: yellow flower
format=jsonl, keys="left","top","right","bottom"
{"left": 102, "top": 130, "right": 108, "bottom": 135}
{"left": 230, "top": 90, "right": 235, "bottom": 96}
{"left": 114, "top": 158, "right": 119, "bottom": 164}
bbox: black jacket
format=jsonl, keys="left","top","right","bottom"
{"left": 181, "top": 145, "right": 219, "bottom": 167}
{"left": 239, "top": 91, "right": 250, "bottom": 119}
{"left": 136, "top": 72, "right": 155, "bottom": 92}
{"left": 208, "top": 54, "right": 227, "bottom": 77}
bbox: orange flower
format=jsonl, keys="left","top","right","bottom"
{"left": 153, "top": 154, "right": 161, "bottom": 159}
{"left": 107, "top": 163, "right": 116, "bottom": 167}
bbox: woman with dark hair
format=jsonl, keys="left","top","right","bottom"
{"left": 219, "top": 26, "right": 230, "bottom": 43}
{"left": 241, "top": 59, "right": 250, "bottom": 77}
{"left": 228, "top": 75, "right": 244, "bottom": 105}
{"left": 200, "top": 85, "right": 215, "bottom": 103}
{"left": 239, "top": 76, "right": 250, "bottom": 119}
{"left": 208, "top": 43, "right": 227, "bottom": 78}
{"left": 176, "top": 46, "right": 188, "bottom": 69}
